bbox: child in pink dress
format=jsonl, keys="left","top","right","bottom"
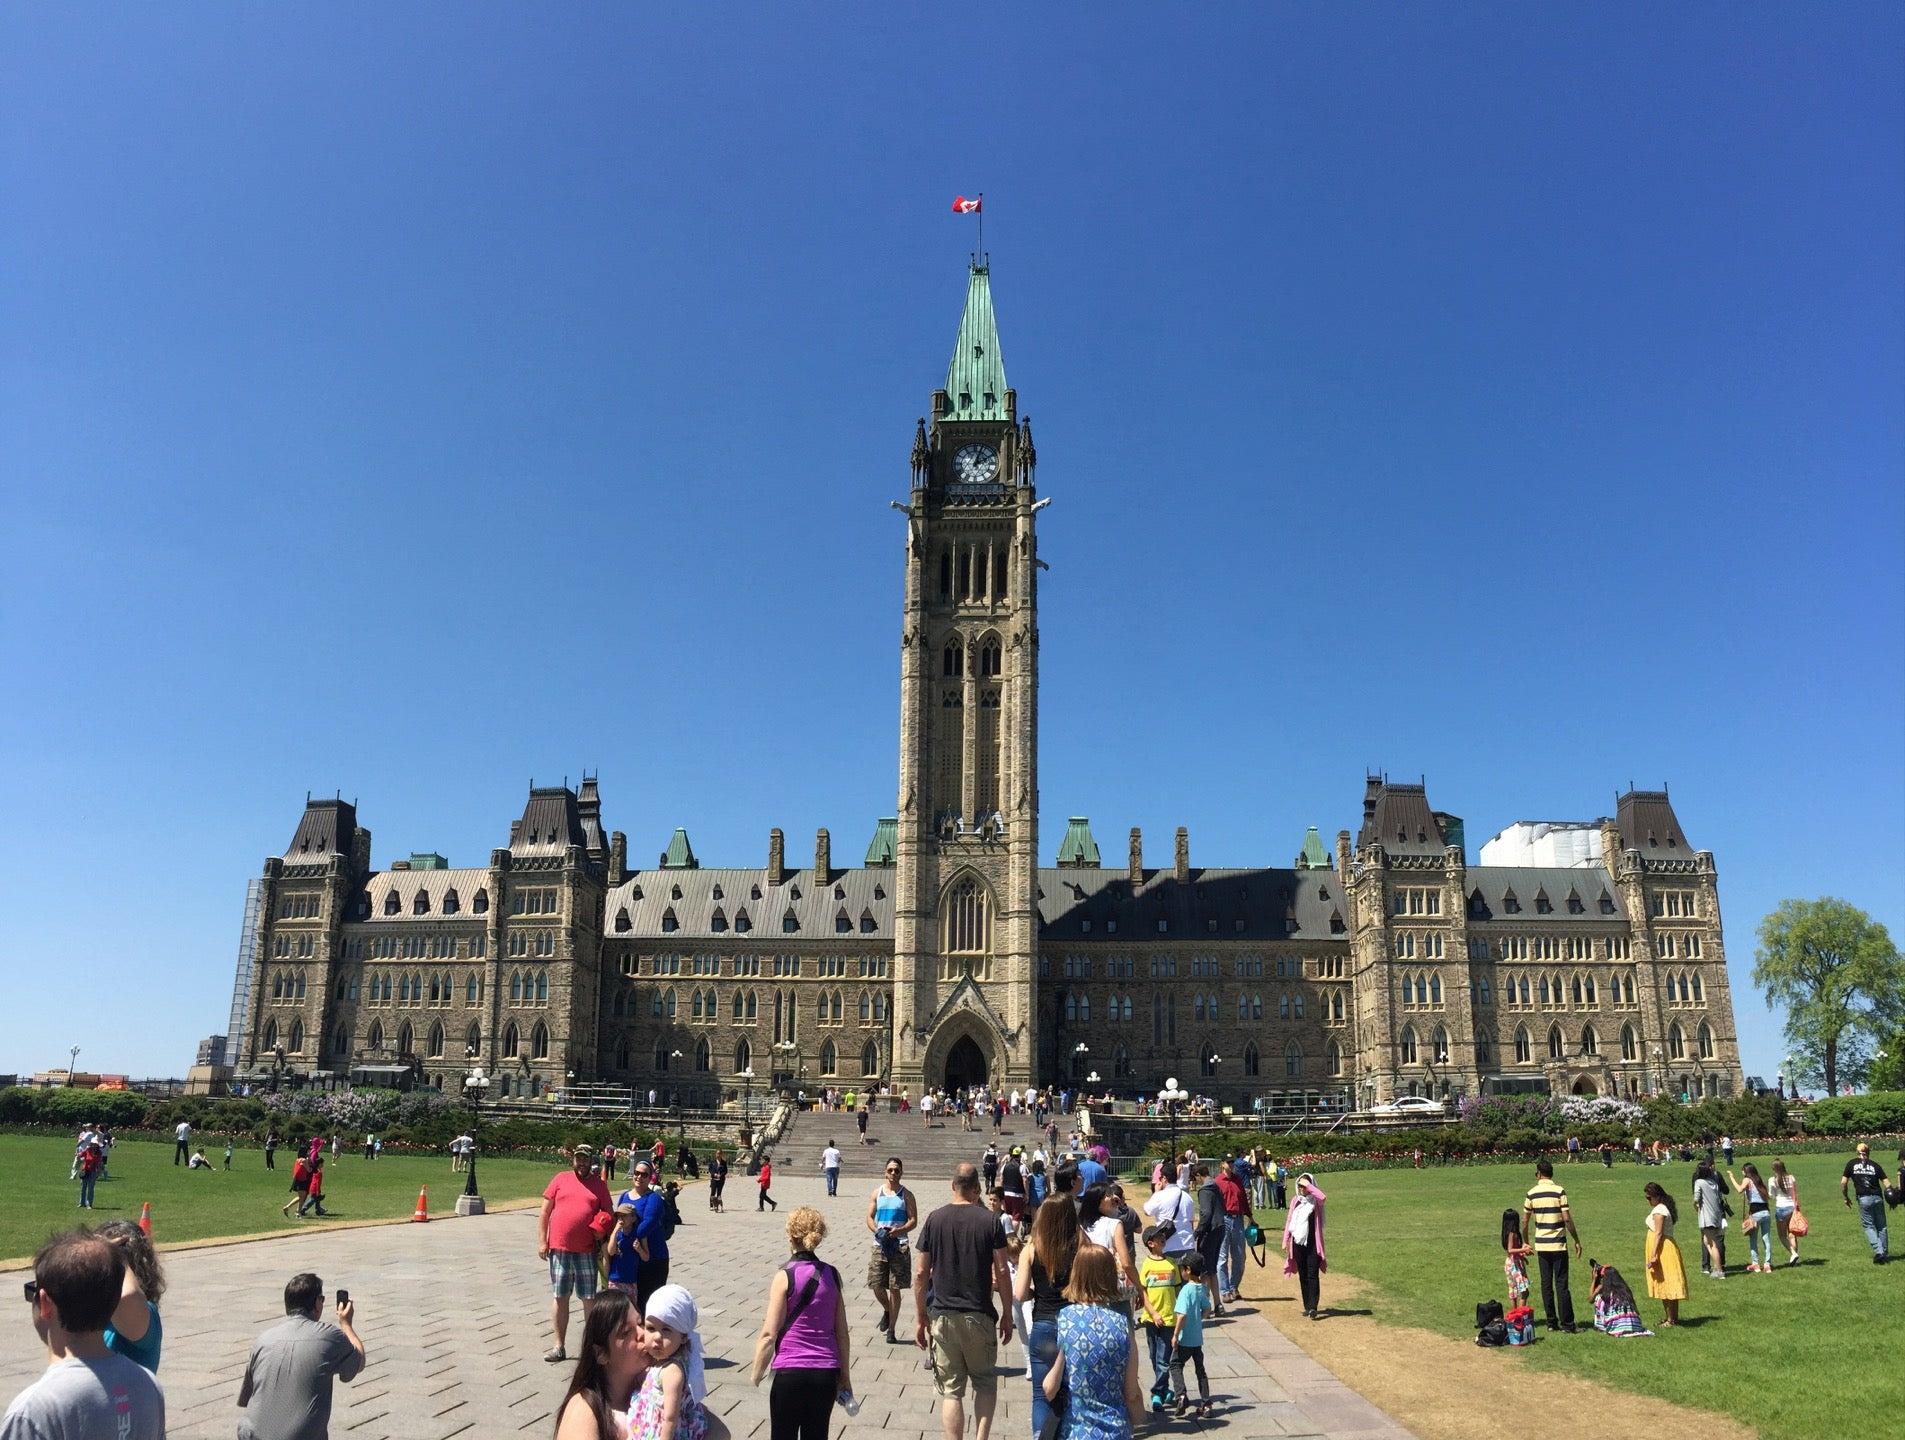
{"left": 626, "top": 1285, "right": 707, "bottom": 1440}
{"left": 1501, "top": 1210, "right": 1532, "bottom": 1307}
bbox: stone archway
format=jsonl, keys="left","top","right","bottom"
{"left": 1571, "top": 1075, "right": 1600, "bottom": 1097}
{"left": 944, "top": 1036, "right": 988, "bottom": 1093}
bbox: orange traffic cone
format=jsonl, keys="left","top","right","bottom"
{"left": 138, "top": 1202, "right": 152, "bottom": 1237}
{"left": 411, "top": 1186, "right": 429, "bottom": 1223}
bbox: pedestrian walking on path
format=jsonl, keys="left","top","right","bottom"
{"left": 1842, "top": 1142, "right": 1890, "bottom": 1263}
{"left": 867, "top": 1158, "right": 918, "bottom": 1343}
{"left": 820, "top": 1142, "right": 842, "bottom": 1198}
{"left": 1281, "top": 1173, "right": 1327, "bottom": 1320}
{"left": 751, "top": 1206, "right": 853, "bottom": 1440}
{"left": 914, "top": 1163, "right": 1013, "bottom": 1440}
{"left": 1013, "top": 1184, "right": 1081, "bottom": 1438}
{"left": 708, "top": 1151, "right": 728, "bottom": 1212}
{"left": 758, "top": 1157, "right": 777, "bottom": 1212}
{"left": 1041, "top": 1244, "right": 1143, "bottom": 1440}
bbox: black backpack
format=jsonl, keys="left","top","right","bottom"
{"left": 661, "top": 1183, "right": 683, "bottom": 1237}
{"left": 1474, "top": 1298, "right": 1507, "bottom": 1347}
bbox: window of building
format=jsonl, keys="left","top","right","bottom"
{"left": 1399, "top": 1026, "right": 1418, "bottom": 1065}
{"left": 1514, "top": 1026, "right": 1531, "bottom": 1064}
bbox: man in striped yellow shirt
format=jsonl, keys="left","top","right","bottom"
{"left": 1521, "top": 1158, "right": 1582, "bottom": 1332}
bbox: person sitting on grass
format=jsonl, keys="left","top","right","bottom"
{"left": 186, "top": 1149, "right": 212, "bottom": 1170}
{"left": 1588, "top": 1261, "right": 1652, "bottom": 1338}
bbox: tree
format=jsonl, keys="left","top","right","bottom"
{"left": 1868, "top": 1027, "right": 1905, "bottom": 1093}
{"left": 1753, "top": 899, "right": 1904, "bottom": 1097}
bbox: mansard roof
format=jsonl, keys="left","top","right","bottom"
{"left": 1464, "top": 866, "right": 1621, "bottom": 921}
{"left": 511, "top": 786, "right": 586, "bottom": 857}
{"left": 284, "top": 798, "right": 356, "bottom": 861}
{"left": 355, "top": 868, "right": 492, "bottom": 920}
{"left": 1036, "top": 867, "right": 1346, "bottom": 942}
{"left": 1357, "top": 779, "right": 1446, "bottom": 857}
{"left": 864, "top": 818, "right": 898, "bottom": 867}
{"left": 1615, "top": 789, "right": 1692, "bottom": 858}
{"left": 1055, "top": 817, "right": 1102, "bottom": 867}
{"left": 604, "top": 867, "right": 894, "bottom": 941}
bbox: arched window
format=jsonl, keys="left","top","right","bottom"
{"left": 1399, "top": 1026, "right": 1418, "bottom": 1065}
{"left": 1539, "top": 976, "right": 1552, "bottom": 1006}
{"left": 1432, "top": 1026, "right": 1450, "bottom": 1064}
{"left": 1571, "top": 975, "right": 1583, "bottom": 1006}
{"left": 1243, "top": 1042, "right": 1260, "bottom": 1077}
{"left": 466, "top": 1021, "right": 481, "bottom": 1057}
{"left": 295, "top": 973, "right": 306, "bottom": 999}
{"left": 695, "top": 1036, "right": 712, "bottom": 1073}
{"left": 333, "top": 1023, "right": 349, "bottom": 1056}
{"left": 428, "top": 1022, "right": 445, "bottom": 1058}
{"left": 1697, "top": 1022, "right": 1714, "bottom": 1060}
{"left": 1581, "top": 1025, "right": 1598, "bottom": 1056}
{"left": 399, "top": 975, "right": 411, "bottom": 1004}
{"left": 1547, "top": 1024, "right": 1563, "bottom": 1060}
{"left": 288, "top": 1019, "right": 304, "bottom": 1052}
{"left": 945, "top": 876, "right": 990, "bottom": 954}
{"left": 819, "top": 1040, "right": 837, "bottom": 1075}
{"left": 501, "top": 1021, "right": 517, "bottom": 1057}
{"left": 862, "top": 1040, "right": 880, "bottom": 1077}
{"left": 1429, "top": 974, "right": 1442, "bottom": 1006}
{"left": 1327, "top": 1039, "right": 1343, "bottom": 1076}
{"left": 1114, "top": 1043, "right": 1134, "bottom": 1078}
{"left": 1621, "top": 1023, "right": 1637, "bottom": 1061}
{"left": 510, "top": 973, "right": 522, "bottom": 1002}
{"left": 1330, "top": 991, "right": 1344, "bottom": 1022}
{"left": 1514, "top": 1026, "right": 1531, "bottom": 1064}
{"left": 536, "top": 972, "right": 548, "bottom": 1004}
{"left": 1284, "top": 1042, "right": 1302, "bottom": 1078}
{"left": 1668, "top": 1022, "right": 1685, "bottom": 1060}
{"left": 664, "top": 988, "right": 677, "bottom": 1019}
{"left": 691, "top": 990, "right": 704, "bottom": 1020}
{"left": 734, "top": 1038, "right": 752, "bottom": 1072}
{"left": 943, "top": 640, "right": 964, "bottom": 677}
{"left": 859, "top": 992, "right": 871, "bottom": 1021}
{"left": 263, "top": 1018, "right": 279, "bottom": 1049}
{"left": 1199, "top": 1043, "right": 1218, "bottom": 1078}
{"left": 532, "top": 1022, "right": 550, "bottom": 1060}
{"left": 1691, "top": 973, "right": 1704, "bottom": 1004}
{"left": 397, "top": 1020, "right": 413, "bottom": 1056}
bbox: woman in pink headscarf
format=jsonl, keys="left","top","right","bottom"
{"left": 1281, "top": 1173, "right": 1327, "bottom": 1320}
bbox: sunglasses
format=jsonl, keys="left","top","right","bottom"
{"left": 22, "top": 1281, "right": 39, "bottom": 1305}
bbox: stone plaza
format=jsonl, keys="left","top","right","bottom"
{"left": 0, "top": 1159, "right": 1412, "bottom": 1440}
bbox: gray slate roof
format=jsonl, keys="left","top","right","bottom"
{"left": 284, "top": 799, "right": 356, "bottom": 861}
{"left": 604, "top": 868, "right": 894, "bottom": 941}
{"left": 1615, "top": 791, "right": 1692, "bottom": 858}
{"left": 1358, "top": 782, "right": 1446, "bottom": 857}
{"left": 1465, "top": 866, "right": 1621, "bottom": 921}
{"left": 1036, "top": 867, "right": 1348, "bottom": 942}
{"left": 358, "top": 868, "right": 492, "bottom": 921}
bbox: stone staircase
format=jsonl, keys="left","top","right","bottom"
{"left": 764, "top": 1107, "right": 1083, "bottom": 1182}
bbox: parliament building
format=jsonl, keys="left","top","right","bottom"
{"left": 234, "top": 263, "right": 1745, "bottom": 1111}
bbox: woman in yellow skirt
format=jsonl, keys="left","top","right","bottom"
{"left": 1643, "top": 1182, "right": 1688, "bottom": 1326}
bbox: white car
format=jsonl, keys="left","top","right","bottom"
{"left": 1367, "top": 1096, "right": 1445, "bottom": 1116}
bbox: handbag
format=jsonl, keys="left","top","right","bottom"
{"left": 1787, "top": 1209, "right": 1809, "bottom": 1238}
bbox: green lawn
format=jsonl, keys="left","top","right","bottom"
{"left": 0, "top": 1134, "right": 562, "bottom": 1263}
{"left": 1257, "top": 1147, "right": 1904, "bottom": 1437}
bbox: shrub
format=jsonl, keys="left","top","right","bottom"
{"left": 1800, "top": 1091, "right": 1905, "bottom": 1136}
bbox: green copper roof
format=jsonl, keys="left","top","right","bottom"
{"left": 945, "top": 264, "right": 1008, "bottom": 420}
{"left": 1056, "top": 817, "right": 1101, "bottom": 867}
{"left": 660, "top": 828, "right": 698, "bottom": 870}
{"left": 864, "top": 817, "right": 898, "bottom": 867}
{"left": 1296, "top": 827, "right": 1330, "bottom": 870}
{"left": 407, "top": 852, "right": 448, "bottom": 871}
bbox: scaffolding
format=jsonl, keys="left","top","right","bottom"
{"left": 225, "top": 878, "right": 262, "bottom": 1060}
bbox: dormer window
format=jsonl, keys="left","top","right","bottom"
{"left": 751, "top": 885, "right": 762, "bottom": 900}
{"left": 473, "top": 888, "right": 489, "bottom": 914}
{"left": 1566, "top": 891, "right": 1584, "bottom": 915}
{"left": 443, "top": 888, "right": 460, "bottom": 915}
{"left": 710, "top": 908, "right": 728, "bottom": 933}
{"left": 711, "top": 884, "right": 723, "bottom": 900}
{"left": 1329, "top": 908, "right": 1346, "bottom": 934}
{"left": 671, "top": 885, "right": 682, "bottom": 900}
{"left": 414, "top": 891, "right": 431, "bottom": 915}
{"left": 874, "top": 885, "right": 885, "bottom": 900}
{"left": 859, "top": 909, "right": 876, "bottom": 934}
{"left": 834, "top": 884, "right": 845, "bottom": 900}
{"left": 661, "top": 907, "right": 679, "bottom": 933}
{"left": 1206, "top": 918, "right": 1217, "bottom": 933}
{"left": 790, "top": 885, "right": 802, "bottom": 900}
{"left": 1317, "top": 884, "right": 1329, "bottom": 900}
{"left": 1535, "top": 890, "right": 1553, "bottom": 915}
{"left": 782, "top": 909, "right": 800, "bottom": 934}
{"left": 384, "top": 891, "right": 401, "bottom": 916}
{"left": 1503, "top": 889, "right": 1522, "bottom": 915}
{"left": 631, "top": 885, "right": 643, "bottom": 902}
{"left": 735, "top": 908, "right": 752, "bottom": 933}
{"left": 1599, "top": 892, "right": 1617, "bottom": 915}
{"left": 614, "top": 907, "right": 631, "bottom": 933}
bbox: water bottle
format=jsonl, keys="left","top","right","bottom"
{"left": 837, "top": 1390, "right": 861, "bottom": 1417}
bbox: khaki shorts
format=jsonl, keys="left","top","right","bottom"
{"left": 929, "top": 1310, "right": 999, "bottom": 1397}
{"left": 867, "top": 1241, "right": 911, "bottom": 1291}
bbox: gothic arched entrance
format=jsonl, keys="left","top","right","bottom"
{"left": 943, "top": 1035, "right": 989, "bottom": 1093}
{"left": 1571, "top": 1075, "right": 1600, "bottom": 1097}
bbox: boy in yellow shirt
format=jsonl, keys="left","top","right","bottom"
{"left": 1138, "top": 1222, "right": 1180, "bottom": 1409}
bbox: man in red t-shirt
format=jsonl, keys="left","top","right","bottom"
{"left": 538, "top": 1144, "right": 612, "bottom": 1362}
{"left": 1214, "top": 1160, "right": 1251, "bottom": 1303}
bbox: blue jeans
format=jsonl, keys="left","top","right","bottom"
{"left": 1222, "top": 1214, "right": 1247, "bottom": 1295}
{"left": 78, "top": 1172, "right": 96, "bottom": 1208}
{"left": 1857, "top": 1195, "right": 1889, "bottom": 1258}
{"left": 1744, "top": 1213, "right": 1773, "bottom": 1267}
{"left": 1027, "top": 1318, "right": 1059, "bottom": 1438}
{"left": 1143, "top": 1322, "right": 1173, "bottom": 1398}
{"left": 825, "top": 1168, "right": 838, "bottom": 1197}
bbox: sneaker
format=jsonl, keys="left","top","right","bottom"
{"left": 543, "top": 1347, "right": 567, "bottom": 1363}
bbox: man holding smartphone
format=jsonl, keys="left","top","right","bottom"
{"left": 236, "top": 1273, "right": 365, "bottom": 1440}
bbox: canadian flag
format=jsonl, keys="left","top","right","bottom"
{"left": 951, "top": 195, "right": 982, "bottom": 214}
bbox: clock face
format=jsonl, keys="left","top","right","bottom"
{"left": 952, "top": 443, "right": 1000, "bottom": 485}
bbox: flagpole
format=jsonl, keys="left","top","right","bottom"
{"left": 977, "top": 193, "right": 984, "bottom": 264}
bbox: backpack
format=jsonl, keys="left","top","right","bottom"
{"left": 661, "top": 1183, "right": 683, "bottom": 1237}
{"left": 1474, "top": 1299, "right": 1504, "bottom": 1331}
{"left": 1476, "top": 1319, "right": 1510, "bottom": 1347}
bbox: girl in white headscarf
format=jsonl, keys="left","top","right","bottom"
{"left": 629, "top": 1284, "right": 708, "bottom": 1440}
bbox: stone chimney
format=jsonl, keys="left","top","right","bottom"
{"left": 1174, "top": 827, "right": 1190, "bottom": 883}
{"left": 815, "top": 828, "right": 831, "bottom": 879}
{"left": 351, "top": 827, "right": 372, "bottom": 877}
{"left": 768, "top": 828, "right": 785, "bottom": 886}
{"left": 1128, "top": 828, "right": 1143, "bottom": 886}
{"left": 609, "top": 831, "right": 628, "bottom": 885}
{"left": 1335, "top": 829, "right": 1352, "bottom": 878}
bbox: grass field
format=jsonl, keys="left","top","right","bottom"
{"left": 1256, "top": 1146, "right": 1904, "bottom": 1437}
{"left": 0, "top": 1134, "right": 564, "bottom": 1263}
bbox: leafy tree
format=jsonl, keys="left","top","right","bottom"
{"left": 1868, "top": 1028, "right": 1905, "bottom": 1093}
{"left": 1753, "top": 899, "right": 1904, "bottom": 1097}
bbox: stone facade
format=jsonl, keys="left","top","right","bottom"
{"left": 234, "top": 264, "right": 1745, "bottom": 1109}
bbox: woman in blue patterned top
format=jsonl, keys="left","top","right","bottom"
{"left": 1042, "top": 1245, "right": 1142, "bottom": 1440}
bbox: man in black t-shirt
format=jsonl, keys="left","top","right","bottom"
{"left": 915, "top": 1163, "right": 1012, "bottom": 1440}
{"left": 1842, "top": 1142, "right": 1890, "bottom": 1263}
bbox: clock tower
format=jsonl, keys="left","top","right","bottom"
{"left": 892, "top": 262, "right": 1042, "bottom": 1094}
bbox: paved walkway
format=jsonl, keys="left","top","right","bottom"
{"left": 0, "top": 1175, "right": 1413, "bottom": 1440}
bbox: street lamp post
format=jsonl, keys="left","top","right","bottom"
{"left": 1073, "top": 1041, "right": 1089, "bottom": 1085}
{"left": 459, "top": 1058, "right": 489, "bottom": 1216}
{"left": 670, "top": 1051, "right": 685, "bottom": 1155}
{"left": 738, "top": 1066, "right": 756, "bottom": 1137}
{"left": 67, "top": 1046, "right": 80, "bottom": 1087}
{"left": 1159, "top": 1076, "right": 1189, "bottom": 1161}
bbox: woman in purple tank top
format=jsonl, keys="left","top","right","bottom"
{"left": 751, "top": 1206, "right": 854, "bottom": 1440}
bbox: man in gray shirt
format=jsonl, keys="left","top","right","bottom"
{"left": 3, "top": 1228, "right": 166, "bottom": 1439}
{"left": 237, "top": 1274, "right": 365, "bottom": 1440}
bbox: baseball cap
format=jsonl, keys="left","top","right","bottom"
{"left": 614, "top": 1200, "right": 637, "bottom": 1214}
{"left": 1144, "top": 1222, "right": 1174, "bottom": 1244}
{"left": 571, "top": 1144, "right": 596, "bottom": 1157}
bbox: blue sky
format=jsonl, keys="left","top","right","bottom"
{"left": 3, "top": 6, "right": 1900, "bottom": 1084}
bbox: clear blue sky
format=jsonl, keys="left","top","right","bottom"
{"left": 4, "top": 6, "right": 1900, "bottom": 1084}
